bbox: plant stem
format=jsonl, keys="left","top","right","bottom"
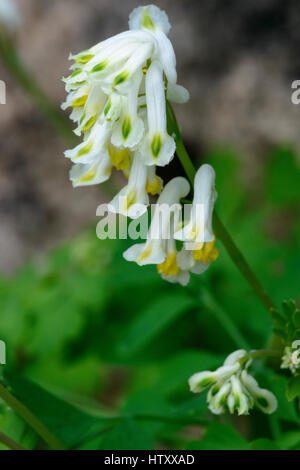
{"left": 0, "top": 34, "right": 77, "bottom": 145}
{"left": 167, "top": 102, "right": 276, "bottom": 314}
{"left": 0, "top": 382, "right": 66, "bottom": 450}
{"left": 0, "top": 431, "right": 26, "bottom": 450}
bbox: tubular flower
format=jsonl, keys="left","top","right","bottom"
{"left": 62, "top": 4, "right": 189, "bottom": 196}
{"left": 123, "top": 177, "right": 190, "bottom": 266}
{"left": 189, "top": 350, "right": 278, "bottom": 416}
{"left": 174, "top": 164, "right": 217, "bottom": 244}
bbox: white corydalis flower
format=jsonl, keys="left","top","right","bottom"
{"left": 111, "top": 71, "right": 145, "bottom": 149}
{"left": 0, "top": 0, "right": 21, "bottom": 32}
{"left": 109, "top": 155, "right": 149, "bottom": 219}
{"left": 174, "top": 164, "right": 217, "bottom": 244}
{"left": 64, "top": 120, "right": 111, "bottom": 164}
{"left": 139, "top": 60, "right": 176, "bottom": 167}
{"left": 189, "top": 349, "right": 277, "bottom": 416}
{"left": 63, "top": 4, "right": 189, "bottom": 194}
{"left": 129, "top": 5, "right": 189, "bottom": 104}
{"left": 123, "top": 177, "right": 190, "bottom": 265}
{"left": 70, "top": 152, "right": 112, "bottom": 188}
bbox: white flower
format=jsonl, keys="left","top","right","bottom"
{"left": 174, "top": 164, "right": 217, "bottom": 244}
{"left": 139, "top": 60, "right": 176, "bottom": 167}
{"left": 0, "top": 0, "right": 21, "bottom": 32}
{"left": 281, "top": 343, "right": 300, "bottom": 375}
{"left": 62, "top": 4, "right": 189, "bottom": 193}
{"left": 70, "top": 152, "right": 112, "bottom": 188}
{"left": 123, "top": 176, "right": 190, "bottom": 265}
{"left": 109, "top": 154, "right": 149, "bottom": 219}
{"left": 189, "top": 349, "right": 278, "bottom": 416}
{"left": 111, "top": 71, "right": 145, "bottom": 149}
{"left": 129, "top": 5, "right": 171, "bottom": 35}
{"left": 64, "top": 120, "right": 111, "bottom": 164}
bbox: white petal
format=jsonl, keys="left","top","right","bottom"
{"left": 167, "top": 83, "right": 190, "bottom": 104}
{"left": 129, "top": 5, "right": 171, "bottom": 35}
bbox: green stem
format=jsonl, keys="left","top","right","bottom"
{"left": 0, "top": 34, "right": 77, "bottom": 145}
{"left": 0, "top": 382, "right": 66, "bottom": 450}
{"left": 167, "top": 102, "right": 276, "bottom": 314}
{"left": 0, "top": 431, "right": 26, "bottom": 451}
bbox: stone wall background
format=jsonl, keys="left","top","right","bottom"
{"left": 0, "top": 0, "right": 299, "bottom": 273}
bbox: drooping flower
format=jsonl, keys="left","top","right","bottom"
{"left": 189, "top": 350, "right": 277, "bottom": 416}
{"left": 109, "top": 154, "right": 149, "bottom": 219}
{"left": 62, "top": 4, "right": 189, "bottom": 202}
{"left": 123, "top": 177, "right": 190, "bottom": 266}
{"left": 174, "top": 164, "right": 217, "bottom": 245}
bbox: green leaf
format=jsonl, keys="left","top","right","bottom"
{"left": 3, "top": 371, "right": 116, "bottom": 449}
{"left": 286, "top": 375, "right": 300, "bottom": 402}
{"left": 118, "top": 293, "right": 196, "bottom": 357}
{"left": 250, "top": 439, "right": 280, "bottom": 450}
{"left": 99, "top": 419, "right": 153, "bottom": 450}
{"left": 186, "top": 422, "right": 248, "bottom": 450}
{"left": 154, "top": 350, "right": 224, "bottom": 395}
{"left": 277, "top": 431, "right": 300, "bottom": 450}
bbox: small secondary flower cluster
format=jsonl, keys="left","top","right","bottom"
{"left": 189, "top": 350, "right": 277, "bottom": 416}
{"left": 281, "top": 343, "right": 300, "bottom": 375}
{"left": 63, "top": 5, "right": 218, "bottom": 285}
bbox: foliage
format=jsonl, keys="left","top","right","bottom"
{"left": 0, "top": 147, "right": 299, "bottom": 450}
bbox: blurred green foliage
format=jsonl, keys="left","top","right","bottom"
{"left": 0, "top": 147, "right": 299, "bottom": 450}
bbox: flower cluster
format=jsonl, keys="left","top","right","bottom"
{"left": 63, "top": 5, "right": 188, "bottom": 192}
{"left": 281, "top": 343, "right": 300, "bottom": 375}
{"left": 0, "top": 0, "right": 20, "bottom": 33}
{"left": 124, "top": 164, "right": 218, "bottom": 286}
{"left": 63, "top": 5, "right": 218, "bottom": 285}
{"left": 189, "top": 350, "right": 277, "bottom": 415}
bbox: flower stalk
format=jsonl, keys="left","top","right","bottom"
{"left": 166, "top": 101, "right": 276, "bottom": 314}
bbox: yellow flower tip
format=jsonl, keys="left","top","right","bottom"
{"left": 157, "top": 252, "right": 179, "bottom": 277}
{"left": 81, "top": 115, "right": 97, "bottom": 133}
{"left": 72, "top": 94, "right": 88, "bottom": 108}
{"left": 108, "top": 145, "right": 131, "bottom": 171}
{"left": 122, "top": 191, "right": 137, "bottom": 213}
{"left": 138, "top": 244, "right": 153, "bottom": 263}
{"left": 193, "top": 238, "right": 219, "bottom": 264}
{"left": 76, "top": 165, "right": 97, "bottom": 183}
{"left": 146, "top": 177, "right": 162, "bottom": 196}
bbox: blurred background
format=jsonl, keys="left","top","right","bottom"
{"left": 0, "top": 0, "right": 299, "bottom": 450}
{"left": 1, "top": 0, "right": 300, "bottom": 273}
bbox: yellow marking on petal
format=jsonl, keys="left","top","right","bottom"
{"left": 157, "top": 252, "right": 179, "bottom": 277}
{"left": 125, "top": 191, "right": 137, "bottom": 210}
{"left": 146, "top": 177, "right": 162, "bottom": 196}
{"left": 81, "top": 115, "right": 97, "bottom": 132}
{"left": 76, "top": 164, "right": 97, "bottom": 183}
{"left": 193, "top": 238, "right": 219, "bottom": 263}
{"left": 108, "top": 144, "right": 131, "bottom": 171}
{"left": 75, "top": 54, "right": 94, "bottom": 64}
{"left": 138, "top": 244, "right": 153, "bottom": 263}
{"left": 76, "top": 140, "right": 93, "bottom": 158}
{"left": 72, "top": 95, "right": 88, "bottom": 108}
